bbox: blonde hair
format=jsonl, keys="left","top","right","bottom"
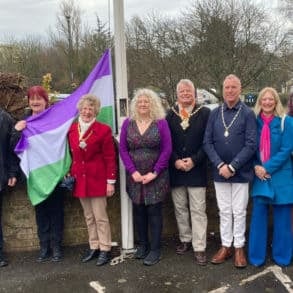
{"left": 77, "top": 94, "right": 101, "bottom": 115}
{"left": 130, "top": 88, "right": 166, "bottom": 121}
{"left": 254, "top": 87, "right": 284, "bottom": 117}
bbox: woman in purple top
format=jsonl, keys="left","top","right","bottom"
{"left": 119, "top": 88, "right": 172, "bottom": 266}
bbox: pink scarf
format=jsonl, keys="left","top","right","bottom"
{"left": 260, "top": 112, "right": 274, "bottom": 163}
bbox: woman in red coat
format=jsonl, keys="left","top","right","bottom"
{"left": 68, "top": 94, "right": 117, "bottom": 266}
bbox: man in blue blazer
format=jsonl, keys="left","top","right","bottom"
{"left": 204, "top": 74, "right": 257, "bottom": 268}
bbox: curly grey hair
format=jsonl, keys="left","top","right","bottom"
{"left": 130, "top": 88, "right": 166, "bottom": 121}
{"left": 77, "top": 94, "right": 101, "bottom": 115}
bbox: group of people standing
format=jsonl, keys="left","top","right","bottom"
{"left": 1, "top": 89, "right": 118, "bottom": 267}
{"left": 0, "top": 73, "right": 292, "bottom": 270}
{"left": 119, "top": 74, "right": 293, "bottom": 268}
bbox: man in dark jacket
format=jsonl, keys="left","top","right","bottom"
{"left": 203, "top": 74, "right": 257, "bottom": 268}
{"left": 0, "top": 108, "right": 18, "bottom": 267}
{"left": 166, "top": 79, "right": 210, "bottom": 265}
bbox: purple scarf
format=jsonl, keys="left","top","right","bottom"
{"left": 260, "top": 112, "right": 274, "bottom": 163}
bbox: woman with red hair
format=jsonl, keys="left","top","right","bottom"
{"left": 14, "top": 86, "right": 65, "bottom": 263}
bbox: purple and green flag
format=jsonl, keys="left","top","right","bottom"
{"left": 15, "top": 49, "right": 115, "bottom": 205}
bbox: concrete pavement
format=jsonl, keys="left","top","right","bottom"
{"left": 1, "top": 236, "right": 293, "bottom": 293}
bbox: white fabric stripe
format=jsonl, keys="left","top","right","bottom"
{"left": 18, "top": 118, "right": 74, "bottom": 176}
{"left": 89, "top": 75, "right": 114, "bottom": 107}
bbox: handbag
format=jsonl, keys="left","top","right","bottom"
{"left": 59, "top": 176, "right": 75, "bottom": 190}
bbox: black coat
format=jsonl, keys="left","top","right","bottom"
{"left": 166, "top": 105, "right": 210, "bottom": 187}
{"left": 0, "top": 109, "right": 19, "bottom": 191}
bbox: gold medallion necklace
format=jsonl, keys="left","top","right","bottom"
{"left": 172, "top": 106, "right": 203, "bottom": 130}
{"left": 78, "top": 123, "right": 93, "bottom": 149}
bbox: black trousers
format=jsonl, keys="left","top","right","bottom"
{"left": 133, "top": 202, "right": 163, "bottom": 251}
{"left": 0, "top": 191, "right": 3, "bottom": 252}
{"left": 35, "top": 186, "right": 64, "bottom": 248}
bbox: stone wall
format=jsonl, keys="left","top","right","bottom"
{"left": 2, "top": 182, "right": 122, "bottom": 252}
{"left": 2, "top": 170, "right": 220, "bottom": 252}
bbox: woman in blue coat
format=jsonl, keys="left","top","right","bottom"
{"left": 248, "top": 87, "right": 293, "bottom": 267}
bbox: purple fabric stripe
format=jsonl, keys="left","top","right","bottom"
{"left": 15, "top": 49, "right": 110, "bottom": 153}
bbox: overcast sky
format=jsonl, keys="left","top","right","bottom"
{"left": 0, "top": 0, "right": 194, "bottom": 42}
{"left": 0, "top": 0, "right": 281, "bottom": 43}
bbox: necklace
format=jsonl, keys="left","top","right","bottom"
{"left": 137, "top": 118, "right": 152, "bottom": 125}
{"left": 172, "top": 106, "right": 203, "bottom": 130}
{"left": 221, "top": 103, "right": 242, "bottom": 137}
{"left": 78, "top": 123, "right": 93, "bottom": 149}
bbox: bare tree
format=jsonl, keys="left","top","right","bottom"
{"left": 78, "top": 16, "right": 112, "bottom": 78}
{"left": 53, "top": 0, "right": 82, "bottom": 85}
{"left": 125, "top": 0, "right": 286, "bottom": 99}
{"left": 0, "top": 0, "right": 291, "bottom": 97}
{"left": 126, "top": 13, "right": 197, "bottom": 104}
{"left": 278, "top": 0, "right": 293, "bottom": 21}
{"left": 184, "top": 0, "right": 287, "bottom": 92}
{"left": 0, "top": 37, "right": 48, "bottom": 86}
{"left": 276, "top": 0, "right": 293, "bottom": 92}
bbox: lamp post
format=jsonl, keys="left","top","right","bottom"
{"left": 65, "top": 14, "right": 73, "bottom": 83}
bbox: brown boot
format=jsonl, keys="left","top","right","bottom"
{"left": 234, "top": 247, "right": 247, "bottom": 268}
{"left": 175, "top": 242, "right": 192, "bottom": 255}
{"left": 211, "top": 246, "right": 233, "bottom": 264}
{"left": 194, "top": 251, "right": 207, "bottom": 266}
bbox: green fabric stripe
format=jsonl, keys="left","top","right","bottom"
{"left": 97, "top": 106, "right": 114, "bottom": 130}
{"left": 27, "top": 143, "right": 72, "bottom": 206}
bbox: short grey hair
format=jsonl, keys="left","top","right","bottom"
{"left": 77, "top": 94, "right": 101, "bottom": 115}
{"left": 223, "top": 74, "right": 241, "bottom": 87}
{"left": 176, "top": 79, "right": 196, "bottom": 93}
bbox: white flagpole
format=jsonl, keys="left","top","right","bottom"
{"left": 113, "top": 0, "right": 134, "bottom": 251}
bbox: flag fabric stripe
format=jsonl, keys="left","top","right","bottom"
{"left": 97, "top": 106, "right": 114, "bottom": 130}
{"left": 89, "top": 69, "right": 115, "bottom": 131}
{"left": 89, "top": 63, "right": 116, "bottom": 133}
{"left": 17, "top": 119, "right": 73, "bottom": 175}
{"left": 89, "top": 75, "right": 114, "bottom": 107}
{"left": 15, "top": 49, "right": 115, "bottom": 205}
{"left": 15, "top": 50, "right": 113, "bottom": 143}
{"left": 27, "top": 144, "right": 71, "bottom": 205}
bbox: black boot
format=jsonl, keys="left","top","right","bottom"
{"left": 36, "top": 243, "right": 50, "bottom": 263}
{"left": 143, "top": 250, "right": 161, "bottom": 266}
{"left": 134, "top": 245, "right": 149, "bottom": 259}
{"left": 0, "top": 251, "right": 8, "bottom": 267}
{"left": 96, "top": 251, "right": 111, "bottom": 266}
{"left": 52, "top": 245, "right": 63, "bottom": 262}
{"left": 81, "top": 249, "right": 99, "bottom": 263}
